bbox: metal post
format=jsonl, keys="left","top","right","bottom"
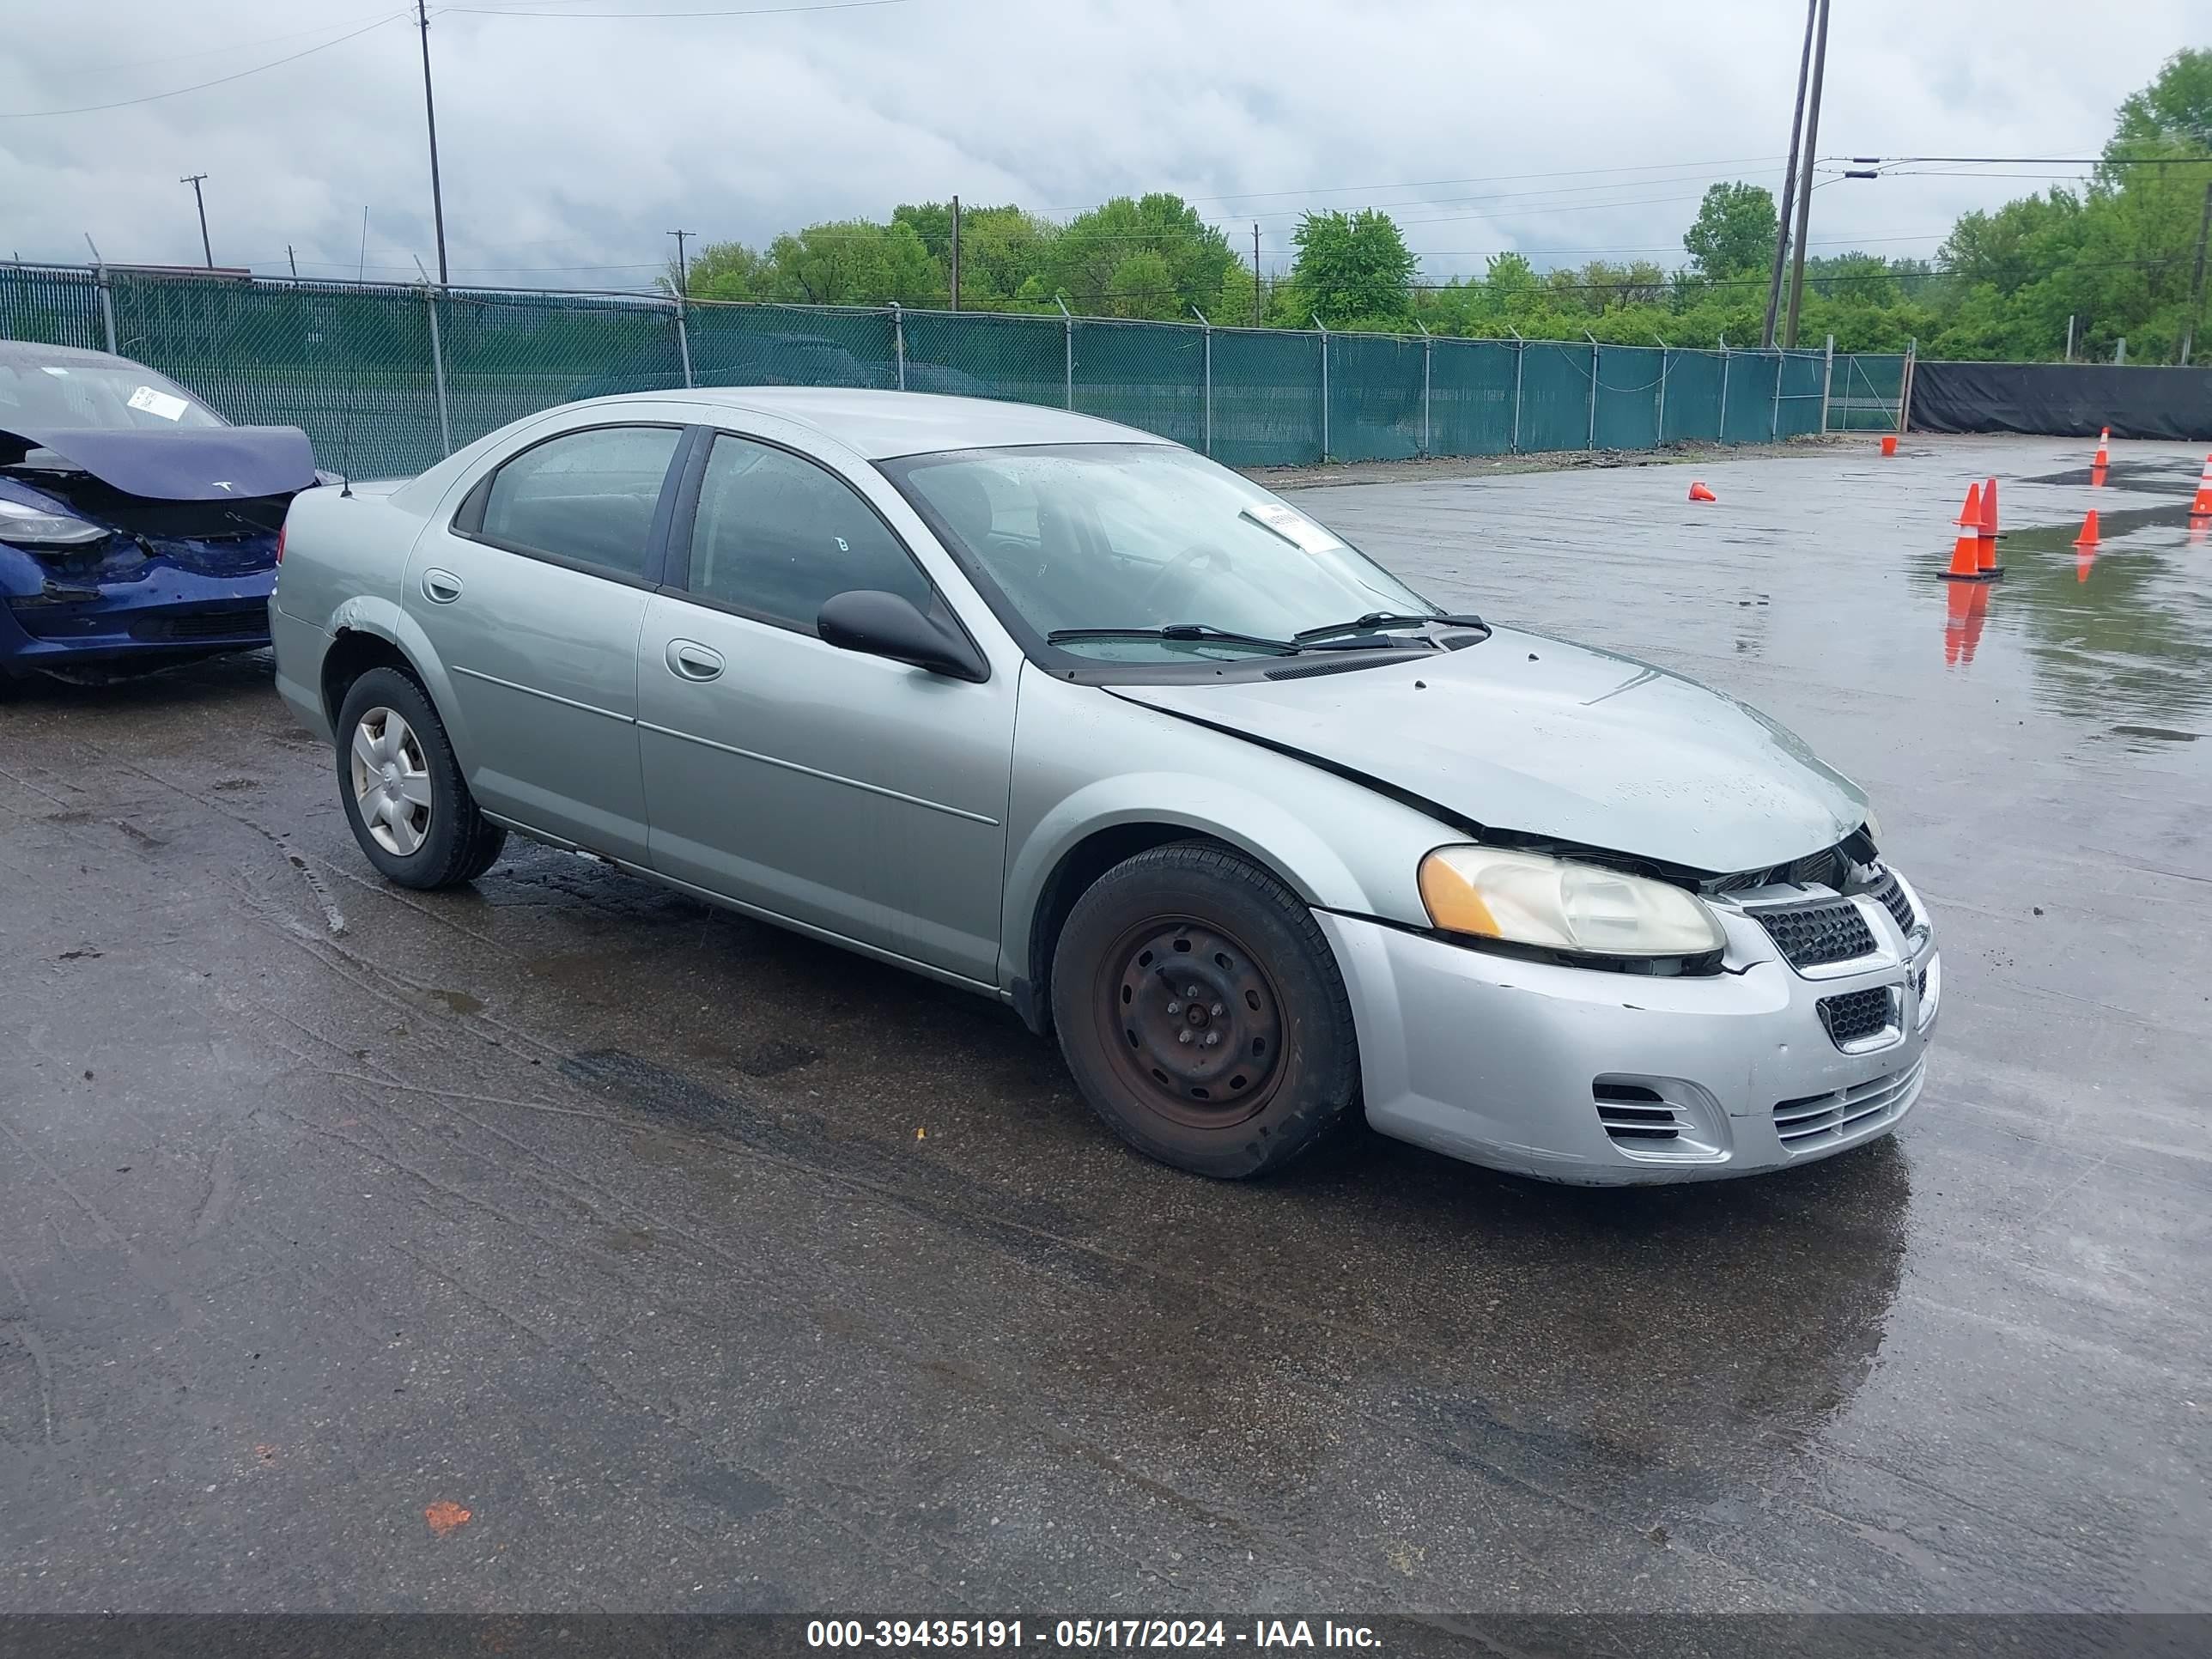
{"left": 1313, "top": 314, "right": 1329, "bottom": 463}
{"left": 892, "top": 302, "right": 906, "bottom": 392}
{"left": 672, "top": 297, "right": 694, "bottom": 389}
{"left": 423, "top": 284, "right": 453, "bottom": 457}
{"left": 1654, "top": 334, "right": 1668, "bottom": 442}
{"left": 1509, "top": 328, "right": 1524, "bottom": 453}
{"left": 94, "top": 264, "right": 118, "bottom": 355}
{"left": 1585, "top": 331, "right": 1599, "bottom": 450}
{"left": 1417, "top": 320, "right": 1431, "bottom": 457}
{"left": 1783, "top": 0, "right": 1832, "bottom": 348}
{"left": 2116, "top": 336, "right": 2126, "bottom": 366}
{"left": 416, "top": 0, "right": 449, "bottom": 285}
{"left": 1718, "top": 335, "right": 1731, "bottom": 442}
{"left": 1054, "top": 295, "right": 1073, "bottom": 410}
{"left": 1770, "top": 349, "right": 1782, "bottom": 441}
{"left": 2182, "top": 179, "right": 2212, "bottom": 365}
{"left": 1899, "top": 338, "right": 1917, "bottom": 432}
{"left": 2064, "top": 313, "right": 2076, "bottom": 362}
{"left": 1762, "top": 0, "right": 1819, "bottom": 347}
{"left": 1191, "top": 305, "right": 1212, "bottom": 456}
{"left": 949, "top": 195, "right": 960, "bottom": 312}
{"left": 1820, "top": 333, "right": 1834, "bottom": 433}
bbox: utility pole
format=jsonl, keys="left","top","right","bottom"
{"left": 416, "top": 0, "right": 449, "bottom": 285}
{"left": 1253, "top": 222, "right": 1261, "bottom": 326}
{"left": 1761, "top": 0, "right": 1818, "bottom": 348}
{"left": 287, "top": 243, "right": 299, "bottom": 281}
{"left": 950, "top": 195, "right": 961, "bottom": 311}
{"left": 180, "top": 174, "right": 212, "bottom": 267}
{"left": 668, "top": 228, "right": 694, "bottom": 298}
{"left": 1782, "top": 0, "right": 1832, "bottom": 349}
{"left": 2182, "top": 179, "right": 2212, "bottom": 366}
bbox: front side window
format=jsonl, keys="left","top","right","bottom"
{"left": 687, "top": 434, "right": 933, "bottom": 629}
{"left": 477, "top": 424, "right": 683, "bottom": 579}
{"left": 880, "top": 443, "right": 1435, "bottom": 663}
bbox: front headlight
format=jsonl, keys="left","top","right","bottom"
{"left": 1418, "top": 845, "right": 1726, "bottom": 958}
{"left": 0, "top": 496, "right": 106, "bottom": 549}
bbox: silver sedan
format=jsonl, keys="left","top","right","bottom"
{"left": 270, "top": 389, "right": 1937, "bottom": 1183}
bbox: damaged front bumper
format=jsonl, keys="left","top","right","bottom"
{"left": 1321, "top": 868, "right": 1938, "bottom": 1185}
{"left": 0, "top": 537, "right": 277, "bottom": 678}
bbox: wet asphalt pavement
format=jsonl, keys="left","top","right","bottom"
{"left": 1, "top": 434, "right": 2207, "bottom": 1615}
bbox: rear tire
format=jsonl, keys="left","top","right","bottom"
{"left": 1050, "top": 840, "right": 1361, "bottom": 1179}
{"left": 335, "top": 666, "right": 505, "bottom": 889}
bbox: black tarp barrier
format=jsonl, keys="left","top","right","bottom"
{"left": 1910, "top": 360, "right": 2212, "bottom": 441}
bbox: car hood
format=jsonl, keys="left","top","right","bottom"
{"left": 1107, "top": 624, "right": 1868, "bottom": 876}
{"left": 0, "top": 423, "right": 316, "bottom": 501}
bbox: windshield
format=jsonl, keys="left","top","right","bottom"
{"left": 0, "top": 356, "right": 225, "bottom": 434}
{"left": 882, "top": 443, "right": 1437, "bottom": 661}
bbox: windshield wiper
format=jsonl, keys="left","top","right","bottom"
{"left": 1046, "top": 623, "right": 1300, "bottom": 655}
{"left": 1292, "top": 611, "right": 1488, "bottom": 642}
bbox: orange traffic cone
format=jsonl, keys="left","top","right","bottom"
{"left": 2074, "top": 509, "right": 2100, "bottom": 547}
{"left": 1942, "top": 484, "right": 1990, "bottom": 581}
{"left": 1688, "top": 481, "right": 1717, "bottom": 502}
{"left": 1881, "top": 434, "right": 1898, "bottom": 457}
{"left": 2093, "top": 429, "right": 2110, "bottom": 473}
{"left": 2190, "top": 453, "right": 2212, "bottom": 517}
{"left": 1955, "top": 480, "right": 1983, "bottom": 529}
{"left": 1976, "top": 476, "right": 2002, "bottom": 575}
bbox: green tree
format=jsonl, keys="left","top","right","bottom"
{"left": 1683, "top": 182, "right": 1779, "bottom": 280}
{"left": 1287, "top": 209, "right": 1417, "bottom": 327}
{"left": 678, "top": 240, "right": 771, "bottom": 302}
{"left": 1046, "top": 194, "right": 1233, "bottom": 320}
{"left": 764, "top": 220, "right": 943, "bottom": 307}
{"left": 2110, "top": 47, "right": 2212, "bottom": 156}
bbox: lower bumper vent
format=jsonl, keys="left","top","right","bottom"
{"left": 1773, "top": 1060, "right": 1924, "bottom": 1152}
{"left": 1593, "top": 1081, "right": 1678, "bottom": 1143}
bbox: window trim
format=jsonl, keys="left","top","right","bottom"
{"left": 447, "top": 420, "right": 697, "bottom": 591}
{"left": 665, "top": 426, "right": 988, "bottom": 673}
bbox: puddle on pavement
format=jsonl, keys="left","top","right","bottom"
{"left": 2021, "top": 456, "right": 2205, "bottom": 494}
{"left": 1927, "top": 501, "right": 2212, "bottom": 736}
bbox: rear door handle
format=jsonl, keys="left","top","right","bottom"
{"left": 664, "top": 639, "right": 724, "bottom": 682}
{"left": 421, "top": 568, "right": 464, "bottom": 605}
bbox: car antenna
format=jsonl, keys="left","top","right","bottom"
{"left": 337, "top": 206, "right": 368, "bottom": 498}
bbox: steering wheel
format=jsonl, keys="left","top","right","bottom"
{"left": 1133, "top": 542, "right": 1234, "bottom": 616}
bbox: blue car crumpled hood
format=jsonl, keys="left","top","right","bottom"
{"left": 1107, "top": 624, "right": 1870, "bottom": 877}
{"left": 0, "top": 422, "right": 316, "bottom": 501}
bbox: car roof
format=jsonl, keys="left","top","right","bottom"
{"left": 603, "top": 386, "right": 1176, "bottom": 460}
{"left": 0, "top": 339, "right": 145, "bottom": 373}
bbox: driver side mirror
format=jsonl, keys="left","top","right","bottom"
{"left": 817, "top": 590, "right": 989, "bottom": 683}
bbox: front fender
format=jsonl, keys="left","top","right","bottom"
{"left": 1001, "top": 670, "right": 1454, "bottom": 994}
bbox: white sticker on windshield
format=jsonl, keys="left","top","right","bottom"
{"left": 1245, "top": 501, "right": 1346, "bottom": 555}
{"left": 128, "top": 386, "right": 190, "bottom": 422}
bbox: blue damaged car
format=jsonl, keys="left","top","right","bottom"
{"left": 0, "top": 340, "right": 319, "bottom": 689}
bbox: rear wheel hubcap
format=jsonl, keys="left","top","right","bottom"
{"left": 349, "top": 706, "right": 434, "bottom": 858}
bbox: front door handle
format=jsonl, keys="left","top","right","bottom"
{"left": 421, "top": 568, "right": 464, "bottom": 605}
{"left": 665, "top": 639, "right": 724, "bottom": 682}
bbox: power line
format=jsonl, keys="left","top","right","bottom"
{"left": 36, "top": 8, "right": 407, "bottom": 80}
{"left": 0, "top": 12, "right": 405, "bottom": 118}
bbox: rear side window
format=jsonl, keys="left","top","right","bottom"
{"left": 687, "top": 434, "right": 933, "bottom": 630}
{"left": 471, "top": 424, "right": 683, "bottom": 579}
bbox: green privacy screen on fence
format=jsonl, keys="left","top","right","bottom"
{"left": 1, "top": 265, "right": 1896, "bottom": 478}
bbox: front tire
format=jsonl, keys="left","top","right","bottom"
{"left": 1050, "top": 841, "right": 1361, "bottom": 1179}
{"left": 335, "top": 666, "right": 505, "bottom": 889}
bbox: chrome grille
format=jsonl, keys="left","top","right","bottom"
{"left": 1773, "top": 1060, "right": 1923, "bottom": 1152}
{"left": 1753, "top": 898, "right": 1877, "bottom": 968}
{"left": 1818, "top": 986, "right": 1895, "bottom": 1048}
{"left": 1865, "top": 870, "right": 1917, "bottom": 935}
{"left": 1592, "top": 1081, "right": 1679, "bottom": 1143}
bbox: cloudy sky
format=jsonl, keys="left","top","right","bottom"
{"left": 1, "top": 0, "right": 2199, "bottom": 290}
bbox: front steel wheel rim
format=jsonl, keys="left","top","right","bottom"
{"left": 1096, "top": 916, "right": 1286, "bottom": 1130}
{"left": 349, "top": 706, "right": 434, "bottom": 858}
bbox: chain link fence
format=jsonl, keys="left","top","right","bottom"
{"left": 2, "top": 264, "right": 1899, "bottom": 478}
